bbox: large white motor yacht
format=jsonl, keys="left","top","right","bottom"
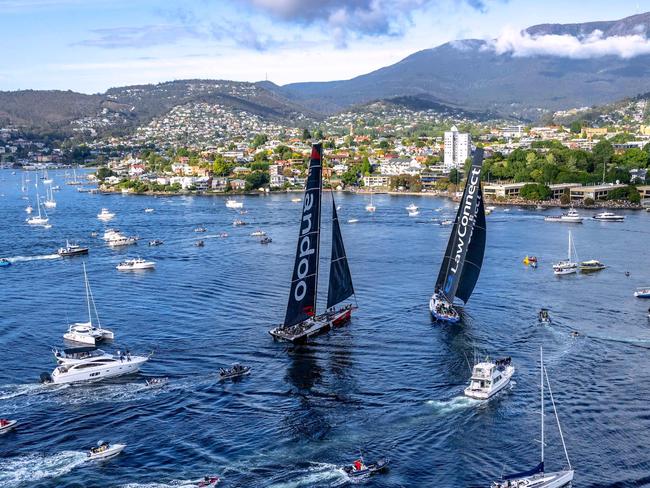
{"left": 116, "top": 258, "right": 155, "bottom": 271}
{"left": 464, "top": 357, "right": 515, "bottom": 400}
{"left": 42, "top": 351, "right": 149, "bottom": 384}
{"left": 107, "top": 236, "right": 138, "bottom": 247}
{"left": 592, "top": 211, "right": 625, "bottom": 222}
{"left": 97, "top": 208, "right": 115, "bottom": 221}
{"left": 103, "top": 228, "right": 122, "bottom": 241}
{"left": 544, "top": 207, "right": 583, "bottom": 223}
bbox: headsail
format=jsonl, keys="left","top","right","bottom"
{"left": 327, "top": 195, "right": 355, "bottom": 309}
{"left": 435, "top": 148, "right": 485, "bottom": 304}
{"left": 283, "top": 143, "right": 323, "bottom": 327}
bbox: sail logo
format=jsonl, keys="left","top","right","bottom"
{"left": 450, "top": 167, "right": 481, "bottom": 274}
{"left": 294, "top": 192, "right": 316, "bottom": 302}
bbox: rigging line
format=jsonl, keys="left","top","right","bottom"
{"left": 544, "top": 365, "right": 572, "bottom": 470}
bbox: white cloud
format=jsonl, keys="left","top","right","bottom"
{"left": 484, "top": 26, "right": 650, "bottom": 59}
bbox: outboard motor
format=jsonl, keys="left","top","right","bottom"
{"left": 40, "top": 372, "right": 53, "bottom": 384}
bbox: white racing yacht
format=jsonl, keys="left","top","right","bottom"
{"left": 41, "top": 350, "right": 149, "bottom": 384}
{"left": 116, "top": 258, "right": 155, "bottom": 271}
{"left": 544, "top": 207, "right": 583, "bottom": 223}
{"left": 491, "top": 347, "right": 574, "bottom": 488}
{"left": 553, "top": 231, "right": 578, "bottom": 276}
{"left": 464, "top": 357, "right": 514, "bottom": 400}
{"left": 43, "top": 185, "right": 57, "bottom": 208}
{"left": 63, "top": 263, "right": 114, "bottom": 345}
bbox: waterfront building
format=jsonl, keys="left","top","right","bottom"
{"left": 483, "top": 182, "right": 530, "bottom": 198}
{"left": 443, "top": 125, "right": 471, "bottom": 169}
{"left": 570, "top": 183, "right": 626, "bottom": 201}
{"left": 363, "top": 175, "right": 391, "bottom": 188}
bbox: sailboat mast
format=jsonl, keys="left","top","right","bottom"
{"left": 544, "top": 365, "right": 572, "bottom": 470}
{"left": 539, "top": 346, "right": 544, "bottom": 472}
{"left": 567, "top": 231, "right": 571, "bottom": 261}
{"left": 83, "top": 262, "right": 93, "bottom": 325}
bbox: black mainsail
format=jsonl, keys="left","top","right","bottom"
{"left": 283, "top": 143, "right": 323, "bottom": 327}
{"left": 435, "top": 148, "right": 486, "bottom": 304}
{"left": 326, "top": 196, "right": 355, "bottom": 310}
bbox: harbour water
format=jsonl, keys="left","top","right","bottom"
{"left": 1, "top": 170, "right": 650, "bottom": 487}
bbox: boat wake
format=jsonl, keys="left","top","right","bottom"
{"left": 265, "top": 462, "right": 348, "bottom": 488}
{"left": 0, "top": 450, "right": 87, "bottom": 488}
{"left": 0, "top": 383, "right": 69, "bottom": 402}
{"left": 426, "top": 395, "right": 481, "bottom": 414}
{"left": 121, "top": 481, "right": 220, "bottom": 488}
{"left": 6, "top": 254, "right": 60, "bottom": 263}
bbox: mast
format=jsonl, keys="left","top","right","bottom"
{"left": 545, "top": 364, "right": 572, "bottom": 470}
{"left": 435, "top": 148, "right": 485, "bottom": 303}
{"left": 327, "top": 192, "right": 355, "bottom": 310}
{"left": 283, "top": 143, "right": 323, "bottom": 327}
{"left": 83, "top": 262, "right": 93, "bottom": 325}
{"left": 539, "top": 346, "right": 544, "bottom": 473}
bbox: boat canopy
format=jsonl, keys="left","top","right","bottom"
{"left": 327, "top": 197, "right": 355, "bottom": 309}
{"left": 283, "top": 144, "right": 323, "bottom": 327}
{"left": 503, "top": 462, "right": 544, "bottom": 481}
{"left": 62, "top": 346, "right": 98, "bottom": 355}
{"left": 435, "top": 148, "right": 486, "bottom": 304}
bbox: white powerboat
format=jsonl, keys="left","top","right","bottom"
{"left": 347, "top": 219, "right": 359, "bottom": 224}
{"left": 103, "top": 228, "right": 122, "bottom": 241}
{"left": 233, "top": 219, "right": 247, "bottom": 226}
{"left": 544, "top": 207, "right": 583, "bottom": 223}
{"left": 634, "top": 287, "right": 650, "bottom": 298}
{"left": 86, "top": 442, "right": 126, "bottom": 461}
{"left": 41, "top": 352, "right": 149, "bottom": 384}
{"left": 225, "top": 199, "right": 243, "bottom": 209}
{"left": 553, "top": 231, "right": 578, "bottom": 275}
{"left": 250, "top": 230, "right": 267, "bottom": 237}
{"left": 406, "top": 203, "right": 419, "bottom": 212}
{"left": 579, "top": 259, "right": 606, "bottom": 272}
{"left": 491, "top": 347, "right": 574, "bottom": 488}
{"left": 107, "top": 236, "right": 138, "bottom": 247}
{"left": 97, "top": 208, "right": 115, "bottom": 221}
{"left": 144, "top": 208, "right": 154, "bottom": 213}
{"left": 116, "top": 258, "right": 155, "bottom": 271}
{"left": 63, "top": 263, "right": 114, "bottom": 345}
{"left": 464, "top": 357, "right": 514, "bottom": 400}
{"left": 0, "top": 419, "right": 17, "bottom": 435}
{"left": 291, "top": 197, "right": 302, "bottom": 203}
{"left": 592, "top": 211, "right": 624, "bottom": 222}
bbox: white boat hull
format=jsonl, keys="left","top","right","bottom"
{"left": 0, "top": 420, "right": 18, "bottom": 434}
{"left": 26, "top": 217, "right": 49, "bottom": 225}
{"left": 494, "top": 469, "right": 574, "bottom": 488}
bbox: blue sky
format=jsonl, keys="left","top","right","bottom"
{"left": 0, "top": 0, "right": 646, "bottom": 93}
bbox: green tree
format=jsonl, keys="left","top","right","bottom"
{"left": 301, "top": 128, "right": 312, "bottom": 141}
{"left": 520, "top": 183, "right": 552, "bottom": 201}
{"left": 244, "top": 171, "right": 269, "bottom": 191}
{"left": 560, "top": 189, "right": 571, "bottom": 205}
{"left": 251, "top": 134, "right": 268, "bottom": 148}
{"left": 569, "top": 121, "right": 583, "bottom": 134}
{"left": 583, "top": 197, "right": 595, "bottom": 206}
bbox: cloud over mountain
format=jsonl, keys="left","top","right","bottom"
{"left": 485, "top": 27, "right": 650, "bottom": 59}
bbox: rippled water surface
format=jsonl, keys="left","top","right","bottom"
{"left": 1, "top": 170, "right": 650, "bottom": 488}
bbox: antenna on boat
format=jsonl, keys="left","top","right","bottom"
{"left": 82, "top": 262, "right": 93, "bottom": 325}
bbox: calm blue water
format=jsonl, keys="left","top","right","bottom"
{"left": 1, "top": 169, "right": 650, "bottom": 488}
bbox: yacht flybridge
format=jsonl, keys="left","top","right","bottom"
{"left": 430, "top": 149, "right": 486, "bottom": 323}
{"left": 63, "top": 263, "right": 114, "bottom": 345}
{"left": 464, "top": 357, "right": 514, "bottom": 400}
{"left": 491, "top": 347, "right": 574, "bottom": 488}
{"left": 269, "top": 143, "right": 357, "bottom": 343}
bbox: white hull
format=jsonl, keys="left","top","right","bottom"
{"left": 107, "top": 238, "right": 138, "bottom": 247}
{"left": 553, "top": 267, "right": 577, "bottom": 275}
{"left": 494, "top": 469, "right": 574, "bottom": 488}
{"left": 226, "top": 200, "right": 243, "bottom": 209}
{"left": 0, "top": 420, "right": 18, "bottom": 434}
{"left": 593, "top": 216, "right": 624, "bottom": 221}
{"left": 50, "top": 356, "right": 148, "bottom": 384}
{"left": 464, "top": 365, "right": 514, "bottom": 400}
{"left": 87, "top": 443, "right": 126, "bottom": 461}
{"left": 44, "top": 201, "right": 56, "bottom": 208}
{"left": 26, "top": 217, "right": 49, "bottom": 225}
{"left": 63, "top": 328, "right": 114, "bottom": 345}
{"left": 544, "top": 216, "right": 583, "bottom": 223}
{"left": 117, "top": 262, "right": 155, "bottom": 270}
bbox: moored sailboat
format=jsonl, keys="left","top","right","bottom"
{"left": 269, "top": 143, "right": 357, "bottom": 343}
{"left": 430, "top": 149, "right": 486, "bottom": 323}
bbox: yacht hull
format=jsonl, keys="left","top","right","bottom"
{"left": 464, "top": 365, "right": 514, "bottom": 399}
{"left": 50, "top": 357, "right": 147, "bottom": 384}
{"left": 494, "top": 469, "right": 574, "bottom": 488}
{"left": 269, "top": 307, "right": 352, "bottom": 343}
{"left": 429, "top": 294, "right": 460, "bottom": 324}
